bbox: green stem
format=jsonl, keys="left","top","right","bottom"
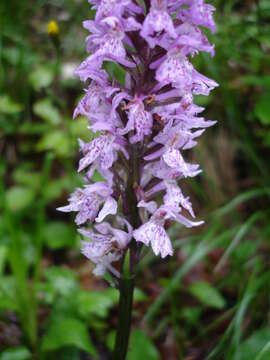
{"left": 112, "top": 275, "right": 135, "bottom": 360}
{"left": 112, "top": 111, "right": 141, "bottom": 359}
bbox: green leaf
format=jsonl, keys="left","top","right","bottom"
{"left": 77, "top": 290, "right": 116, "bottom": 319}
{"left": 70, "top": 117, "right": 93, "bottom": 142}
{"left": 255, "top": 93, "right": 270, "bottom": 125}
{"left": 181, "top": 307, "right": 202, "bottom": 326}
{"left": 44, "top": 267, "right": 79, "bottom": 297}
{"left": 262, "top": 130, "right": 270, "bottom": 147}
{"left": 106, "top": 331, "right": 116, "bottom": 351}
{"left": 133, "top": 288, "right": 148, "bottom": 302}
{"left": 37, "top": 282, "right": 56, "bottom": 305}
{"left": 235, "top": 328, "right": 270, "bottom": 360}
{"left": 0, "top": 95, "right": 23, "bottom": 114}
{"left": 13, "top": 168, "right": 41, "bottom": 190}
{"left": 51, "top": 348, "right": 80, "bottom": 360}
{"left": 215, "top": 212, "right": 261, "bottom": 272}
{"left": 104, "top": 62, "right": 126, "bottom": 84}
{"left": 127, "top": 330, "right": 160, "bottom": 360}
{"left": 29, "top": 66, "right": 54, "bottom": 90}
{"left": 77, "top": 288, "right": 147, "bottom": 319}
{"left": 19, "top": 122, "right": 50, "bottom": 135}
{"left": 6, "top": 186, "right": 35, "bottom": 212}
{"left": 240, "top": 75, "right": 270, "bottom": 88}
{"left": 45, "top": 176, "right": 76, "bottom": 201}
{"left": 43, "top": 222, "right": 76, "bottom": 249}
{"left": 91, "top": 170, "right": 105, "bottom": 182}
{"left": 37, "top": 131, "right": 70, "bottom": 156}
{"left": 214, "top": 188, "right": 270, "bottom": 218}
{"left": 106, "top": 287, "right": 148, "bottom": 303}
{"left": 41, "top": 318, "right": 96, "bottom": 356}
{"left": 0, "top": 347, "right": 31, "bottom": 360}
{"left": 33, "top": 98, "right": 61, "bottom": 125}
{"left": 144, "top": 226, "right": 220, "bottom": 322}
{"left": 2, "top": 47, "right": 20, "bottom": 65}
{"left": 189, "top": 281, "right": 226, "bottom": 310}
{"left": 0, "top": 245, "right": 8, "bottom": 275}
{"left": 0, "top": 276, "right": 17, "bottom": 311}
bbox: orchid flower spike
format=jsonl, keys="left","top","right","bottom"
{"left": 58, "top": 0, "right": 218, "bottom": 277}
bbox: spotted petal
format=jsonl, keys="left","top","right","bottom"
{"left": 134, "top": 221, "right": 173, "bottom": 258}
{"left": 163, "top": 148, "right": 201, "bottom": 178}
{"left": 95, "top": 196, "right": 118, "bottom": 223}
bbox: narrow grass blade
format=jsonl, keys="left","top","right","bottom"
{"left": 255, "top": 341, "right": 270, "bottom": 360}
{"left": 212, "top": 188, "right": 270, "bottom": 219}
{"left": 214, "top": 211, "right": 262, "bottom": 272}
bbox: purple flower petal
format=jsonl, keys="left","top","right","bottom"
{"left": 95, "top": 196, "right": 118, "bottom": 223}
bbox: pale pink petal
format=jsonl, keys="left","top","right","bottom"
{"left": 174, "top": 213, "right": 204, "bottom": 228}
{"left": 137, "top": 200, "right": 158, "bottom": 214}
{"left": 95, "top": 196, "right": 118, "bottom": 223}
{"left": 78, "top": 138, "right": 102, "bottom": 172}
{"left": 134, "top": 221, "right": 173, "bottom": 258}
{"left": 57, "top": 204, "right": 76, "bottom": 213}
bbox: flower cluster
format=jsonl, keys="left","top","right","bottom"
{"left": 58, "top": 0, "right": 218, "bottom": 277}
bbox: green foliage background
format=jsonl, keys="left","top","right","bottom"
{"left": 0, "top": 0, "right": 270, "bottom": 359}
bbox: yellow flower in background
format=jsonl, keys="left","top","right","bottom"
{"left": 47, "top": 20, "right": 59, "bottom": 36}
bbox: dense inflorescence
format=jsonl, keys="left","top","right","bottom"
{"left": 58, "top": 0, "right": 218, "bottom": 277}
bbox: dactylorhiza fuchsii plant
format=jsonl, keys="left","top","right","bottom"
{"left": 58, "top": 0, "right": 218, "bottom": 358}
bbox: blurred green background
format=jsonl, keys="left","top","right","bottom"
{"left": 1, "top": 0, "right": 270, "bottom": 359}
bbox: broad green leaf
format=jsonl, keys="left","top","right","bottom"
{"left": 77, "top": 290, "right": 115, "bottom": 318}
{"left": 13, "top": 168, "right": 41, "bottom": 190}
{"left": 29, "top": 66, "right": 54, "bottom": 90}
{"left": 235, "top": 328, "right": 270, "bottom": 360}
{"left": 43, "top": 222, "right": 75, "bottom": 249}
{"left": 19, "top": 122, "right": 49, "bottom": 135}
{"left": 104, "top": 287, "right": 148, "bottom": 304}
{"left": 44, "top": 267, "right": 79, "bottom": 296}
{"left": 37, "top": 282, "right": 56, "bottom": 305}
{"left": 45, "top": 176, "right": 77, "bottom": 201}
{"left": 6, "top": 186, "right": 35, "bottom": 212}
{"left": 255, "top": 93, "right": 270, "bottom": 125}
{"left": 189, "top": 281, "right": 226, "bottom": 310}
{"left": 37, "top": 131, "right": 70, "bottom": 156}
{"left": 0, "top": 95, "right": 23, "bottom": 114}
{"left": 41, "top": 317, "right": 96, "bottom": 356}
{"left": 77, "top": 287, "right": 147, "bottom": 319}
{"left": 127, "top": 330, "right": 160, "bottom": 360}
{"left": 133, "top": 288, "right": 148, "bottom": 302}
{"left": 0, "top": 347, "right": 31, "bottom": 360}
{"left": 33, "top": 98, "right": 61, "bottom": 125}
